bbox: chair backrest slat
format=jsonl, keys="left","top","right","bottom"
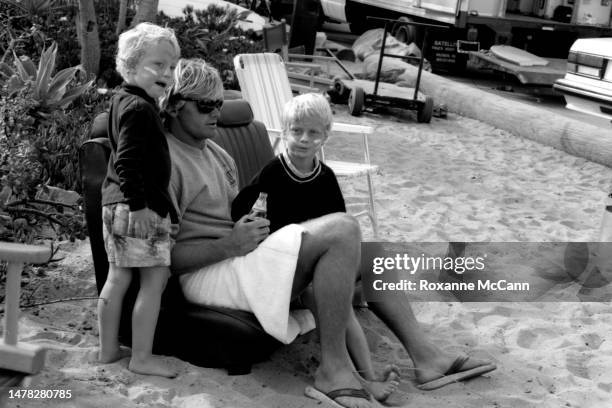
{"left": 234, "top": 53, "right": 294, "bottom": 147}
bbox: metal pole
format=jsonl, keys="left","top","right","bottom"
{"left": 373, "top": 21, "right": 390, "bottom": 96}
{"left": 322, "top": 48, "right": 355, "bottom": 80}
{"left": 413, "top": 28, "right": 428, "bottom": 100}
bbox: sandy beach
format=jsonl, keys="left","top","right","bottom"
{"left": 3, "top": 104, "right": 612, "bottom": 408}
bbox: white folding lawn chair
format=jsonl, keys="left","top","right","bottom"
{"left": 1, "top": 242, "right": 50, "bottom": 405}
{"left": 233, "top": 52, "right": 380, "bottom": 236}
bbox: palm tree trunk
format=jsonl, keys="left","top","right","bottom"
{"left": 77, "top": 0, "right": 100, "bottom": 77}
{"left": 132, "top": 0, "right": 159, "bottom": 25}
{"left": 116, "top": 0, "right": 128, "bottom": 35}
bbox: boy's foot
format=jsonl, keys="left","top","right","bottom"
{"left": 359, "top": 365, "right": 400, "bottom": 401}
{"left": 128, "top": 355, "right": 177, "bottom": 378}
{"left": 98, "top": 346, "right": 131, "bottom": 364}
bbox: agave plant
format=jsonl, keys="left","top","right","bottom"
{"left": 1, "top": 42, "right": 92, "bottom": 118}
{"left": 0, "top": 0, "right": 64, "bottom": 19}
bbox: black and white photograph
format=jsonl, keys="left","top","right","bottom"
{"left": 1, "top": 0, "right": 612, "bottom": 407}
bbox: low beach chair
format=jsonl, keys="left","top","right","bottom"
{"left": 233, "top": 52, "right": 380, "bottom": 236}
{"left": 79, "top": 99, "right": 282, "bottom": 375}
{"left": 1, "top": 242, "right": 50, "bottom": 405}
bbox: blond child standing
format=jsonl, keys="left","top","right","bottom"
{"left": 232, "top": 93, "right": 399, "bottom": 400}
{"left": 98, "top": 23, "right": 179, "bottom": 378}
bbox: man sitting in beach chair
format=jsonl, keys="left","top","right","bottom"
{"left": 162, "top": 58, "right": 496, "bottom": 407}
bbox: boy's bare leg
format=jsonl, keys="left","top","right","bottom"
{"left": 294, "top": 213, "right": 376, "bottom": 408}
{"left": 98, "top": 264, "right": 133, "bottom": 363}
{"left": 346, "top": 309, "right": 399, "bottom": 401}
{"left": 298, "top": 285, "right": 397, "bottom": 401}
{"left": 128, "top": 266, "right": 176, "bottom": 378}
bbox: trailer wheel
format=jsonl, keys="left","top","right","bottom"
{"left": 348, "top": 87, "right": 365, "bottom": 116}
{"left": 333, "top": 78, "right": 348, "bottom": 98}
{"left": 417, "top": 96, "right": 433, "bottom": 123}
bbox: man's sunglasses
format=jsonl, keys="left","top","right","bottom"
{"left": 180, "top": 97, "right": 223, "bottom": 113}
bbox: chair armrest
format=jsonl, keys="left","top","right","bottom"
{"left": 329, "top": 123, "right": 374, "bottom": 165}
{"left": 331, "top": 123, "right": 373, "bottom": 134}
{"left": 267, "top": 129, "right": 283, "bottom": 153}
{"left": 0, "top": 242, "right": 51, "bottom": 264}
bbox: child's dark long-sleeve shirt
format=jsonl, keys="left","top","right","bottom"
{"left": 101, "top": 84, "right": 177, "bottom": 222}
{"left": 231, "top": 154, "right": 346, "bottom": 233}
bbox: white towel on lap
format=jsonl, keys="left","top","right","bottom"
{"left": 180, "top": 224, "right": 313, "bottom": 343}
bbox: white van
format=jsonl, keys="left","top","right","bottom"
{"left": 554, "top": 38, "right": 612, "bottom": 121}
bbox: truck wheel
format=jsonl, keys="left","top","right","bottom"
{"left": 417, "top": 96, "right": 433, "bottom": 123}
{"left": 348, "top": 87, "right": 365, "bottom": 116}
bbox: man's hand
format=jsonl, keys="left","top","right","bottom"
{"left": 128, "top": 208, "right": 157, "bottom": 239}
{"left": 227, "top": 215, "right": 270, "bottom": 257}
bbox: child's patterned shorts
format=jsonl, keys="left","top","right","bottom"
{"left": 102, "top": 203, "right": 174, "bottom": 268}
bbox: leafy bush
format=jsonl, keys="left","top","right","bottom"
{"left": 158, "top": 5, "right": 263, "bottom": 90}
{"left": 0, "top": 42, "right": 109, "bottom": 243}
{"left": 0, "top": 1, "right": 266, "bottom": 243}
{"left": 0, "top": 0, "right": 129, "bottom": 88}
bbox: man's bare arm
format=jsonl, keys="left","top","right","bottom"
{"left": 170, "top": 215, "right": 270, "bottom": 275}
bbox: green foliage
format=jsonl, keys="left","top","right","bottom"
{"left": 0, "top": 0, "right": 127, "bottom": 87}
{"left": 158, "top": 4, "right": 263, "bottom": 90}
{"left": 0, "top": 43, "right": 109, "bottom": 243}
{"left": 0, "top": 1, "right": 267, "bottom": 243}
{"left": 4, "top": 43, "right": 93, "bottom": 117}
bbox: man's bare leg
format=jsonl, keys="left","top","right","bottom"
{"left": 367, "top": 293, "right": 491, "bottom": 384}
{"left": 300, "top": 287, "right": 399, "bottom": 401}
{"left": 294, "top": 213, "right": 376, "bottom": 408}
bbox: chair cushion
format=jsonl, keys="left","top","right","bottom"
{"left": 223, "top": 89, "right": 243, "bottom": 100}
{"left": 218, "top": 99, "right": 254, "bottom": 127}
{"left": 215, "top": 102, "right": 275, "bottom": 189}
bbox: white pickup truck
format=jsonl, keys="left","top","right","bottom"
{"left": 313, "top": 0, "right": 612, "bottom": 71}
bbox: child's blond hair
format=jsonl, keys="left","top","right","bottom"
{"left": 116, "top": 23, "right": 180, "bottom": 81}
{"left": 281, "top": 93, "right": 333, "bottom": 133}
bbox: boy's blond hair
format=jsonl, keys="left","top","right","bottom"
{"left": 281, "top": 93, "right": 333, "bottom": 133}
{"left": 116, "top": 23, "right": 180, "bottom": 81}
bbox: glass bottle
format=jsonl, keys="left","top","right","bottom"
{"left": 248, "top": 192, "right": 268, "bottom": 220}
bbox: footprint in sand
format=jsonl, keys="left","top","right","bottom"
{"left": 582, "top": 333, "right": 604, "bottom": 350}
{"left": 516, "top": 330, "right": 538, "bottom": 349}
{"left": 516, "top": 328, "right": 556, "bottom": 350}
{"left": 598, "top": 383, "right": 612, "bottom": 393}
{"left": 471, "top": 305, "right": 515, "bottom": 326}
{"left": 566, "top": 352, "right": 591, "bottom": 380}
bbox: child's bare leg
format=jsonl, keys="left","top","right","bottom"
{"left": 347, "top": 309, "right": 399, "bottom": 401}
{"left": 128, "top": 266, "right": 176, "bottom": 378}
{"left": 98, "top": 263, "right": 133, "bottom": 363}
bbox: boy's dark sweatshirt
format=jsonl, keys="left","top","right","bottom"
{"left": 231, "top": 154, "right": 346, "bottom": 233}
{"left": 101, "top": 84, "right": 177, "bottom": 223}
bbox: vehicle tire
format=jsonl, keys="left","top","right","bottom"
{"left": 333, "top": 78, "right": 347, "bottom": 97}
{"left": 392, "top": 17, "right": 416, "bottom": 44}
{"left": 417, "top": 96, "right": 433, "bottom": 123}
{"left": 348, "top": 87, "right": 365, "bottom": 116}
{"left": 329, "top": 78, "right": 349, "bottom": 104}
